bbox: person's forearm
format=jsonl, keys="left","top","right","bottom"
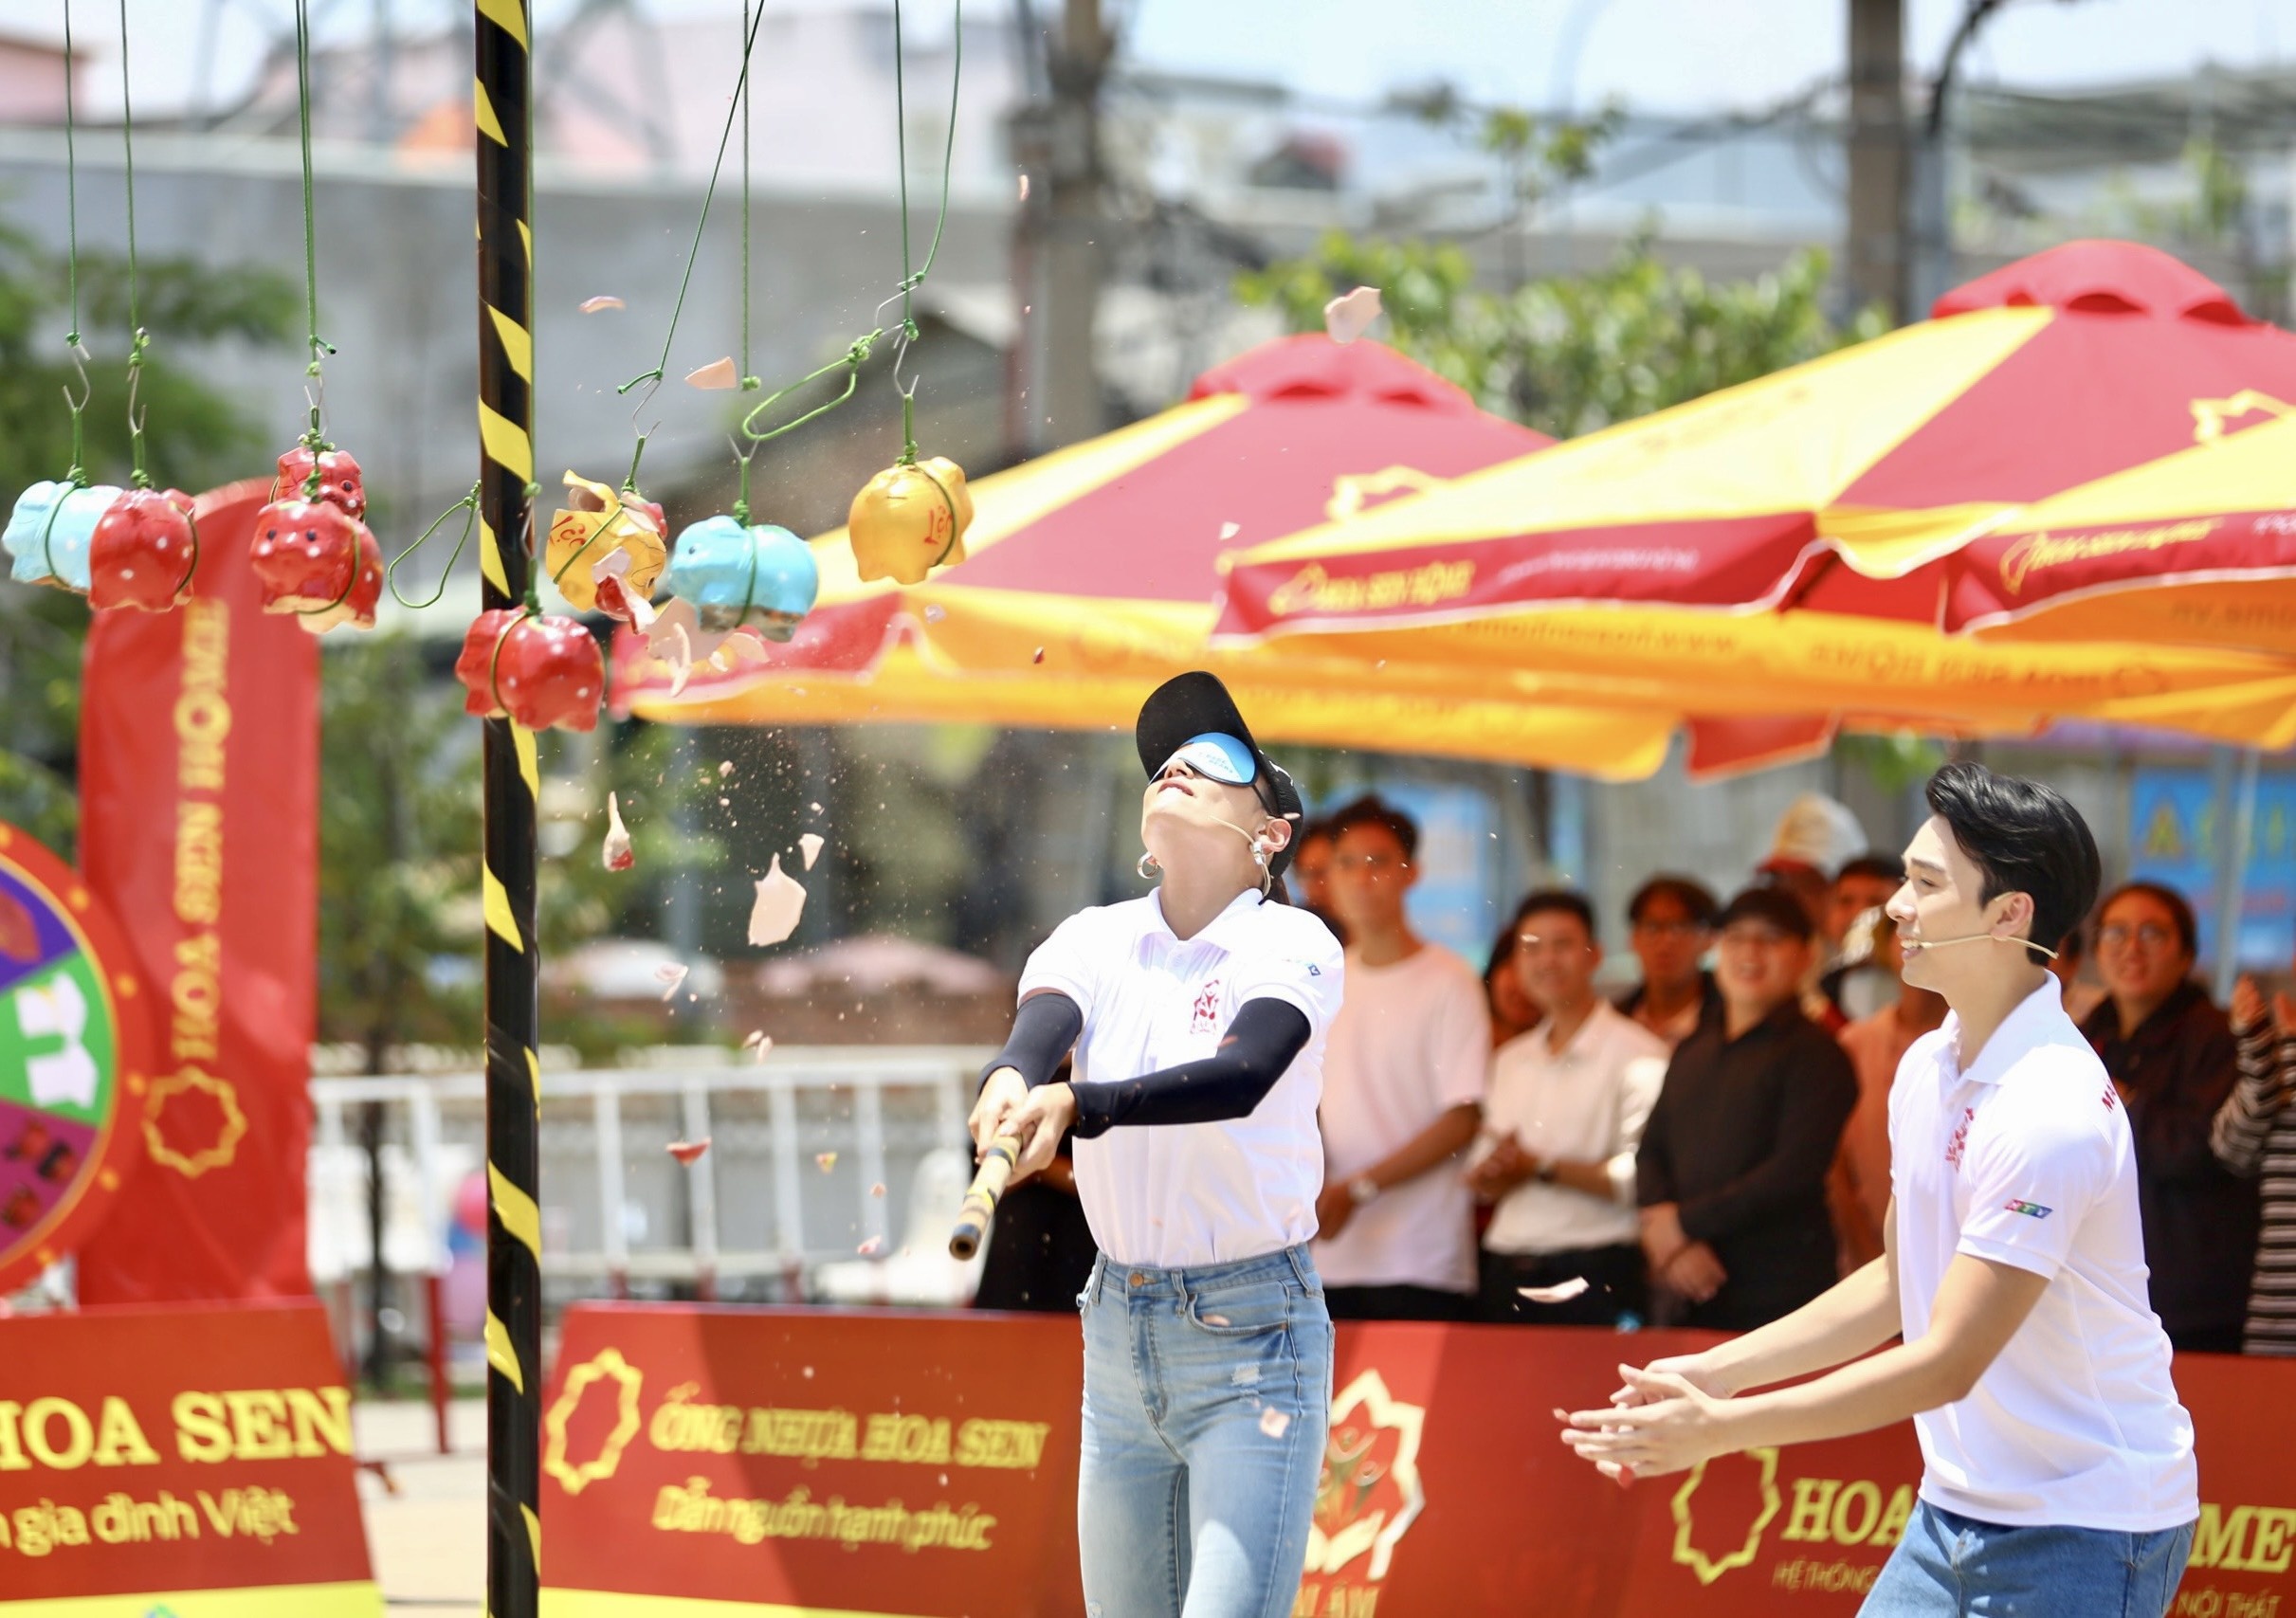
{"left": 1697, "top": 1259, "right": 1900, "bottom": 1395}
{"left": 1361, "top": 1103, "right": 1482, "bottom": 1191}
{"left": 1547, "top": 1158, "right": 1618, "bottom": 1202}
{"left": 1714, "top": 1332, "right": 1967, "bottom": 1452}
{"left": 1067, "top": 999, "right": 1307, "bottom": 1136}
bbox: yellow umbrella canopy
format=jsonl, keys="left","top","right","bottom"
{"left": 1212, "top": 245, "right": 2296, "bottom": 763}
{"left": 620, "top": 336, "right": 1694, "bottom": 779}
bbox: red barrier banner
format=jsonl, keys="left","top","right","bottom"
{"left": 539, "top": 1306, "right": 2296, "bottom": 1618}
{"left": 0, "top": 1300, "right": 379, "bottom": 1615}
{"left": 75, "top": 483, "right": 320, "bottom": 1303}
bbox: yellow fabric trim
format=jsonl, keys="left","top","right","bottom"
{"left": 480, "top": 518, "right": 511, "bottom": 594}
{"left": 486, "top": 1309, "right": 526, "bottom": 1392}
{"left": 542, "top": 1593, "right": 938, "bottom": 1618}
{"left": 1, "top": 1584, "right": 385, "bottom": 1616}
{"left": 483, "top": 864, "right": 524, "bottom": 952}
{"left": 513, "top": 721, "right": 540, "bottom": 799}
{"left": 476, "top": 0, "right": 530, "bottom": 47}
{"left": 1233, "top": 307, "right": 2052, "bottom": 566}
{"left": 524, "top": 1502, "right": 542, "bottom": 1572}
{"left": 490, "top": 1161, "right": 543, "bottom": 1264}
{"left": 480, "top": 401, "right": 535, "bottom": 482}
{"left": 473, "top": 79, "right": 508, "bottom": 145}
{"left": 488, "top": 304, "right": 535, "bottom": 382}
{"left": 807, "top": 391, "right": 1248, "bottom": 604}
{"left": 1996, "top": 411, "right": 2296, "bottom": 532}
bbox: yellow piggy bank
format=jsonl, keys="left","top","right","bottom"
{"left": 847, "top": 457, "right": 973, "bottom": 585}
{"left": 547, "top": 471, "right": 666, "bottom": 613}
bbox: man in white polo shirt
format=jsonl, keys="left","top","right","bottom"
{"left": 1560, "top": 761, "right": 2197, "bottom": 1618}
{"left": 1469, "top": 887, "right": 1668, "bottom": 1326}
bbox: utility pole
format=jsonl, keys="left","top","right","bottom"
{"left": 1845, "top": 0, "right": 1908, "bottom": 321}
{"left": 1009, "top": 0, "right": 1110, "bottom": 454}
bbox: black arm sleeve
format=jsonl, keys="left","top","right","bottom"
{"left": 1067, "top": 998, "right": 1310, "bottom": 1138}
{"left": 978, "top": 992, "right": 1084, "bottom": 1094}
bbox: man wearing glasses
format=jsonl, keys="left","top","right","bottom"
{"left": 1633, "top": 885, "right": 1858, "bottom": 1328}
{"left": 1310, "top": 794, "right": 1489, "bottom": 1320}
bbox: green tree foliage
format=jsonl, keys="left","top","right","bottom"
{"left": 1238, "top": 229, "right": 1891, "bottom": 441}
{"left": 0, "top": 214, "right": 298, "bottom": 856}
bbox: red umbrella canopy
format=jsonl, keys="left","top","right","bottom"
{"left": 912, "top": 335, "right": 1552, "bottom": 605}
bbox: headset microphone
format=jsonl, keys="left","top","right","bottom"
{"left": 1904, "top": 933, "right": 2058, "bottom": 960}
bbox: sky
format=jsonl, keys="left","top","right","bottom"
{"left": 10, "top": 0, "right": 2289, "bottom": 121}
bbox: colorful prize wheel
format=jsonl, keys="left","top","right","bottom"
{"left": 0, "top": 823, "right": 154, "bottom": 1293}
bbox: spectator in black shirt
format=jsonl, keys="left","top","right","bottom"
{"left": 2079, "top": 881, "right": 2260, "bottom": 1354}
{"left": 1637, "top": 884, "right": 1858, "bottom": 1330}
{"left": 1615, "top": 875, "right": 1722, "bottom": 1049}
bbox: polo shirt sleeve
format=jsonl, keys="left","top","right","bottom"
{"left": 1017, "top": 909, "right": 1108, "bottom": 1022}
{"left": 1428, "top": 956, "right": 1492, "bottom": 1111}
{"left": 1957, "top": 1102, "right": 2114, "bottom": 1281}
{"left": 1228, "top": 918, "right": 1345, "bottom": 1038}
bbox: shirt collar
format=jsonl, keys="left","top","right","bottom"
{"left": 1532, "top": 999, "right": 1615, "bottom": 1061}
{"left": 1148, "top": 886, "right": 1266, "bottom": 951}
{"left": 1940, "top": 973, "right": 2068, "bottom": 1087}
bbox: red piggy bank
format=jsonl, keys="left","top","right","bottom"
{"left": 271, "top": 445, "right": 367, "bottom": 519}
{"left": 455, "top": 609, "right": 605, "bottom": 732}
{"left": 88, "top": 486, "right": 199, "bottom": 611}
{"left": 251, "top": 498, "right": 383, "bottom": 633}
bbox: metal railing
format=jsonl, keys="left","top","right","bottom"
{"left": 311, "top": 1046, "right": 992, "bottom": 1302}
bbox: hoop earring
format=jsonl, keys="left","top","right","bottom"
{"left": 1137, "top": 851, "right": 1160, "bottom": 882}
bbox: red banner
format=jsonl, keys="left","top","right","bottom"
{"left": 0, "top": 1300, "right": 378, "bottom": 1614}
{"left": 539, "top": 1306, "right": 2296, "bottom": 1617}
{"left": 75, "top": 482, "right": 320, "bottom": 1302}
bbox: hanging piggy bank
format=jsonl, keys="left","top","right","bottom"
{"left": 88, "top": 486, "right": 200, "bottom": 611}
{"left": 3, "top": 480, "right": 122, "bottom": 591}
{"left": 847, "top": 457, "right": 972, "bottom": 586}
{"left": 546, "top": 471, "right": 666, "bottom": 614}
{"left": 250, "top": 497, "right": 383, "bottom": 633}
{"left": 271, "top": 444, "right": 367, "bottom": 519}
{"left": 455, "top": 609, "right": 605, "bottom": 733}
{"left": 665, "top": 515, "right": 819, "bottom": 642}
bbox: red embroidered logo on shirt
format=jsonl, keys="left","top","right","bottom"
{"left": 1192, "top": 982, "right": 1223, "bottom": 1032}
{"left": 1943, "top": 1106, "right": 1976, "bottom": 1170}
{"left": 2102, "top": 1086, "right": 2119, "bottom": 1110}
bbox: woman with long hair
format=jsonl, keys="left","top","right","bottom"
{"left": 969, "top": 671, "right": 1344, "bottom": 1618}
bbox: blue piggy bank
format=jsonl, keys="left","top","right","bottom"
{"left": 4, "top": 480, "right": 122, "bottom": 591}
{"left": 665, "top": 515, "right": 820, "bottom": 642}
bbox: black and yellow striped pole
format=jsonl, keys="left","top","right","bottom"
{"left": 473, "top": 1, "right": 542, "bottom": 1614}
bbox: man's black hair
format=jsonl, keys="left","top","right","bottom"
{"left": 1327, "top": 794, "right": 1419, "bottom": 863}
{"left": 2096, "top": 880, "right": 2198, "bottom": 959}
{"left": 1294, "top": 816, "right": 1337, "bottom": 851}
{"left": 1834, "top": 852, "right": 1904, "bottom": 886}
{"left": 1923, "top": 760, "right": 2101, "bottom": 966}
{"left": 1511, "top": 887, "right": 1598, "bottom": 945}
{"left": 1628, "top": 874, "right": 1720, "bottom": 929}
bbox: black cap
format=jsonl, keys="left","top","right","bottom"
{"left": 1714, "top": 884, "right": 1816, "bottom": 941}
{"left": 1135, "top": 671, "right": 1304, "bottom": 880}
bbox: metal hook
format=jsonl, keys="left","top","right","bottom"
{"left": 60, "top": 339, "right": 93, "bottom": 414}
{"left": 626, "top": 372, "right": 665, "bottom": 446}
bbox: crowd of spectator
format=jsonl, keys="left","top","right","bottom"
{"left": 979, "top": 789, "right": 2296, "bottom": 1357}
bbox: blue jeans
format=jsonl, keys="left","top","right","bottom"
{"left": 1077, "top": 1245, "right": 1334, "bottom": 1618}
{"left": 1862, "top": 1500, "right": 2197, "bottom": 1617}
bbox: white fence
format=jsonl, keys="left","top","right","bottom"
{"left": 310, "top": 1046, "right": 993, "bottom": 1306}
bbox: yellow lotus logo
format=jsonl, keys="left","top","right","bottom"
{"left": 1669, "top": 1447, "right": 1783, "bottom": 1586}
{"left": 544, "top": 1347, "right": 646, "bottom": 1496}
{"left": 142, "top": 1066, "right": 246, "bottom": 1178}
{"left": 2191, "top": 391, "right": 2294, "bottom": 443}
{"left": 1324, "top": 466, "right": 1449, "bottom": 523}
{"left": 1307, "top": 1369, "right": 1426, "bottom": 1581}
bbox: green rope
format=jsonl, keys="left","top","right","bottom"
{"left": 613, "top": 0, "right": 772, "bottom": 491}
{"left": 59, "top": 0, "right": 87, "bottom": 485}
{"left": 733, "top": 0, "right": 755, "bottom": 525}
{"left": 293, "top": 0, "right": 336, "bottom": 495}
{"left": 738, "top": 331, "right": 883, "bottom": 445}
{"left": 117, "top": 0, "right": 150, "bottom": 489}
{"left": 386, "top": 482, "right": 482, "bottom": 609}
{"left": 887, "top": 0, "right": 962, "bottom": 464}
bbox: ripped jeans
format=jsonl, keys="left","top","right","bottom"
{"left": 1077, "top": 1245, "right": 1334, "bottom": 1618}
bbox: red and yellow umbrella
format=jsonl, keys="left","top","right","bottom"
{"left": 620, "top": 337, "right": 1703, "bottom": 777}
{"left": 1213, "top": 243, "right": 2296, "bottom": 767}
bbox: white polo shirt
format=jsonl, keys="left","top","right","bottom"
{"left": 1889, "top": 974, "right": 2197, "bottom": 1531}
{"left": 1478, "top": 1001, "right": 1668, "bottom": 1257}
{"left": 1018, "top": 889, "right": 1344, "bottom": 1270}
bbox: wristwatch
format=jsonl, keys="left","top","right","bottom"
{"left": 1534, "top": 1159, "right": 1559, "bottom": 1185}
{"left": 1347, "top": 1175, "right": 1382, "bottom": 1207}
